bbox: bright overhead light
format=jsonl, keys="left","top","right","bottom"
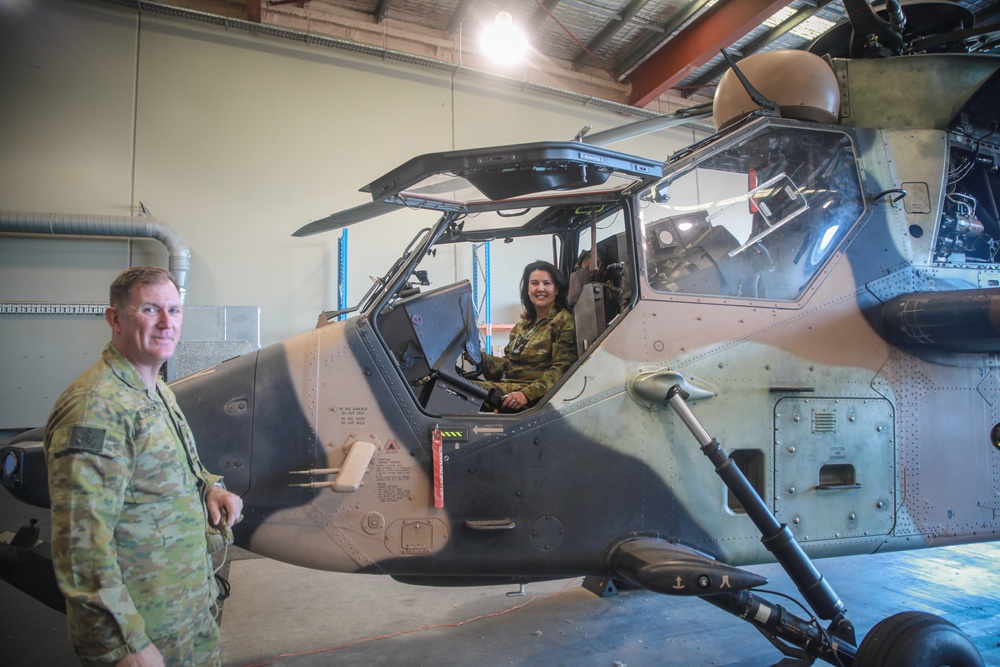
{"left": 481, "top": 10, "right": 528, "bottom": 64}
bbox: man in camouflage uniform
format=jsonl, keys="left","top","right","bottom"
{"left": 44, "top": 266, "right": 243, "bottom": 667}
{"left": 474, "top": 260, "right": 577, "bottom": 411}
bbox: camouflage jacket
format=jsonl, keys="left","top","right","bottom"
{"left": 44, "top": 342, "right": 222, "bottom": 666}
{"left": 479, "top": 308, "right": 577, "bottom": 402}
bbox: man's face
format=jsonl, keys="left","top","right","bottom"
{"left": 107, "top": 280, "right": 183, "bottom": 374}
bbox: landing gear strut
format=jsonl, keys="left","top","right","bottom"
{"left": 665, "top": 385, "right": 983, "bottom": 667}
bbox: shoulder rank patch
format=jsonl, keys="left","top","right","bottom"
{"left": 68, "top": 426, "right": 106, "bottom": 453}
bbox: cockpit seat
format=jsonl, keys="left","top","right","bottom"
{"left": 573, "top": 281, "right": 618, "bottom": 354}
{"left": 568, "top": 245, "right": 626, "bottom": 354}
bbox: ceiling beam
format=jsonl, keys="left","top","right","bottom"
{"left": 446, "top": 0, "right": 477, "bottom": 36}
{"left": 572, "top": 0, "right": 653, "bottom": 71}
{"left": 613, "top": 0, "right": 716, "bottom": 80}
{"left": 626, "top": 0, "right": 793, "bottom": 107}
{"left": 684, "top": 0, "right": 835, "bottom": 95}
{"left": 247, "top": 0, "right": 261, "bottom": 23}
{"left": 529, "top": 0, "right": 562, "bottom": 31}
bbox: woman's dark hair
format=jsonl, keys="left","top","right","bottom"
{"left": 519, "top": 260, "right": 569, "bottom": 321}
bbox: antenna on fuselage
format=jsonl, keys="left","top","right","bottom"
{"left": 719, "top": 49, "right": 779, "bottom": 119}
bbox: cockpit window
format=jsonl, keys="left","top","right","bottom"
{"left": 640, "top": 123, "right": 866, "bottom": 301}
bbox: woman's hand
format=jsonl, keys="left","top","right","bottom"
{"left": 502, "top": 391, "right": 528, "bottom": 411}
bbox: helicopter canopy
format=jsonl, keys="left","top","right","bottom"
{"left": 294, "top": 141, "right": 664, "bottom": 237}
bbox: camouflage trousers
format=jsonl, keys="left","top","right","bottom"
{"left": 154, "top": 611, "right": 221, "bottom": 667}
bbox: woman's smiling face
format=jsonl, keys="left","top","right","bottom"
{"left": 528, "top": 269, "right": 557, "bottom": 317}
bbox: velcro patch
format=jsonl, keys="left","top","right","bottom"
{"left": 138, "top": 404, "right": 161, "bottom": 418}
{"left": 68, "top": 426, "right": 106, "bottom": 453}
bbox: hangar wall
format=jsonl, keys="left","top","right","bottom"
{"left": 0, "top": 0, "right": 696, "bottom": 428}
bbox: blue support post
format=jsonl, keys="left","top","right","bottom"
{"left": 484, "top": 241, "right": 491, "bottom": 353}
{"left": 472, "top": 242, "right": 492, "bottom": 353}
{"left": 337, "top": 229, "right": 349, "bottom": 320}
{"left": 472, "top": 244, "right": 479, "bottom": 321}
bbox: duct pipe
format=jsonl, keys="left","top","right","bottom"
{"left": 0, "top": 210, "right": 191, "bottom": 302}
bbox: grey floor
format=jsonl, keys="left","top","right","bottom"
{"left": 3, "top": 485, "right": 999, "bottom": 667}
{"left": 217, "top": 545, "right": 1000, "bottom": 667}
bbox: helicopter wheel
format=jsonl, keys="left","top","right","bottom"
{"left": 854, "top": 611, "right": 984, "bottom": 667}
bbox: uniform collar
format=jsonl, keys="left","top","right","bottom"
{"left": 102, "top": 342, "right": 163, "bottom": 397}
{"left": 531, "top": 307, "right": 563, "bottom": 325}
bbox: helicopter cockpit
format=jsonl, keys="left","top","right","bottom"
{"left": 296, "top": 142, "right": 664, "bottom": 416}
{"left": 372, "top": 202, "right": 637, "bottom": 416}
{"left": 641, "top": 118, "right": 868, "bottom": 303}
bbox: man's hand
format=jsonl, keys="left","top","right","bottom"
{"left": 116, "top": 644, "right": 164, "bottom": 667}
{"left": 206, "top": 484, "right": 244, "bottom": 528}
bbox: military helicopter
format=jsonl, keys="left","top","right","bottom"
{"left": 4, "top": 1, "right": 1000, "bottom": 665}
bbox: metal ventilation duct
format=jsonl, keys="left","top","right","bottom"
{"left": 0, "top": 210, "right": 191, "bottom": 301}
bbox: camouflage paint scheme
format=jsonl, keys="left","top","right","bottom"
{"left": 165, "top": 56, "right": 1000, "bottom": 586}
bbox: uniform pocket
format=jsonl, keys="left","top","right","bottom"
{"left": 126, "top": 411, "right": 197, "bottom": 504}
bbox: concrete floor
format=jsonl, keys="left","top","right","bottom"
{"left": 3, "top": 485, "right": 999, "bottom": 667}
{"left": 217, "top": 546, "right": 1000, "bottom": 667}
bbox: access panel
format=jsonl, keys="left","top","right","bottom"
{"left": 773, "top": 397, "right": 895, "bottom": 541}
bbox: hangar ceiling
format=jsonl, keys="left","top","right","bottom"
{"left": 122, "top": 0, "right": 1000, "bottom": 114}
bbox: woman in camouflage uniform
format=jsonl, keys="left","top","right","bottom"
{"left": 474, "top": 260, "right": 577, "bottom": 411}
